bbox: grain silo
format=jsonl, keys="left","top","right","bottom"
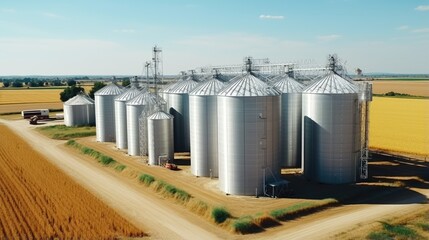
{"left": 63, "top": 92, "right": 95, "bottom": 127}
{"left": 147, "top": 110, "right": 174, "bottom": 165}
{"left": 217, "top": 72, "right": 281, "bottom": 196}
{"left": 95, "top": 82, "right": 123, "bottom": 142}
{"left": 189, "top": 76, "right": 225, "bottom": 177}
{"left": 302, "top": 71, "right": 360, "bottom": 184}
{"left": 126, "top": 92, "right": 159, "bottom": 156}
{"left": 272, "top": 74, "right": 304, "bottom": 168}
{"left": 165, "top": 78, "right": 199, "bottom": 152}
{"left": 114, "top": 86, "right": 141, "bottom": 149}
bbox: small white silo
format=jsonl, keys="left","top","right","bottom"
{"left": 147, "top": 110, "right": 174, "bottom": 165}
{"left": 95, "top": 83, "right": 123, "bottom": 142}
{"left": 114, "top": 86, "right": 141, "bottom": 149}
{"left": 63, "top": 92, "right": 95, "bottom": 127}
{"left": 189, "top": 76, "right": 225, "bottom": 177}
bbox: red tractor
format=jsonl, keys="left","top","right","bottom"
{"left": 164, "top": 162, "right": 178, "bottom": 170}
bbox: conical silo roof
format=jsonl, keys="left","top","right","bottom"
{"left": 168, "top": 79, "right": 199, "bottom": 94}
{"left": 272, "top": 75, "right": 304, "bottom": 93}
{"left": 115, "top": 86, "right": 141, "bottom": 102}
{"left": 159, "top": 81, "right": 176, "bottom": 93}
{"left": 148, "top": 110, "right": 174, "bottom": 120}
{"left": 64, "top": 93, "right": 94, "bottom": 105}
{"left": 303, "top": 72, "right": 359, "bottom": 94}
{"left": 95, "top": 83, "right": 123, "bottom": 96}
{"left": 217, "top": 73, "right": 281, "bottom": 96}
{"left": 190, "top": 77, "right": 225, "bottom": 96}
{"left": 127, "top": 92, "right": 159, "bottom": 106}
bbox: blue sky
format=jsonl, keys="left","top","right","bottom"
{"left": 0, "top": 0, "right": 428, "bottom": 75}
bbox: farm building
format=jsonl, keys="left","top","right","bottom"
{"left": 95, "top": 82, "right": 123, "bottom": 142}
{"left": 63, "top": 92, "right": 95, "bottom": 127}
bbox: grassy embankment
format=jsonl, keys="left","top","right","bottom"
{"left": 36, "top": 125, "right": 96, "bottom": 140}
{"left": 63, "top": 138, "right": 337, "bottom": 234}
{"left": 35, "top": 125, "right": 339, "bottom": 234}
{"left": 367, "top": 210, "right": 429, "bottom": 240}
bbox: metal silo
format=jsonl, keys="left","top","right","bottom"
{"left": 302, "top": 72, "right": 360, "bottom": 184}
{"left": 217, "top": 73, "right": 281, "bottom": 196}
{"left": 126, "top": 92, "right": 159, "bottom": 156}
{"left": 166, "top": 79, "right": 199, "bottom": 152}
{"left": 271, "top": 75, "right": 304, "bottom": 168}
{"left": 95, "top": 83, "right": 123, "bottom": 142}
{"left": 147, "top": 110, "right": 174, "bottom": 165}
{"left": 114, "top": 86, "right": 141, "bottom": 149}
{"left": 64, "top": 92, "right": 95, "bottom": 127}
{"left": 189, "top": 76, "right": 225, "bottom": 177}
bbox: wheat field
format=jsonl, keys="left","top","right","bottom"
{"left": 0, "top": 124, "right": 145, "bottom": 239}
{"left": 0, "top": 89, "right": 63, "bottom": 105}
{"left": 369, "top": 97, "right": 429, "bottom": 156}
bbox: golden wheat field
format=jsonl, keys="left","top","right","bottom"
{"left": 369, "top": 97, "right": 429, "bottom": 157}
{"left": 0, "top": 86, "right": 93, "bottom": 105}
{"left": 0, "top": 124, "right": 145, "bottom": 239}
{"left": 0, "top": 89, "right": 63, "bottom": 105}
{"left": 372, "top": 80, "right": 429, "bottom": 97}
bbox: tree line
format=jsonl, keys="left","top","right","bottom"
{"left": 1, "top": 77, "right": 132, "bottom": 102}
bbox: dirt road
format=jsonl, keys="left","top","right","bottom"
{"left": 0, "top": 119, "right": 222, "bottom": 240}
{"left": 1, "top": 119, "right": 428, "bottom": 240}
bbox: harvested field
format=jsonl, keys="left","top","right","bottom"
{"left": 369, "top": 97, "right": 429, "bottom": 157}
{"left": 372, "top": 80, "right": 429, "bottom": 97}
{"left": 0, "top": 89, "right": 63, "bottom": 105}
{"left": 0, "top": 124, "right": 145, "bottom": 239}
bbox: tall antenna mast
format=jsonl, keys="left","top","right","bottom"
{"left": 152, "top": 46, "right": 162, "bottom": 96}
{"left": 145, "top": 61, "right": 151, "bottom": 90}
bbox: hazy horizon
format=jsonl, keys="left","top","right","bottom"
{"left": 1, "top": 0, "right": 428, "bottom": 75}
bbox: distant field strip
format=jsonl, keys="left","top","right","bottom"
{"left": 370, "top": 97, "right": 429, "bottom": 156}
{"left": 0, "top": 89, "right": 63, "bottom": 105}
{"left": 0, "top": 124, "right": 145, "bottom": 239}
{"left": 372, "top": 81, "right": 429, "bottom": 97}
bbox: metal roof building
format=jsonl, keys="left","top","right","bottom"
{"left": 147, "top": 110, "right": 174, "bottom": 165}
{"left": 189, "top": 76, "right": 225, "bottom": 177}
{"left": 114, "top": 86, "right": 141, "bottom": 149}
{"left": 302, "top": 72, "right": 361, "bottom": 184}
{"left": 63, "top": 92, "right": 95, "bottom": 127}
{"left": 217, "top": 73, "right": 281, "bottom": 196}
{"left": 271, "top": 75, "right": 304, "bottom": 168}
{"left": 95, "top": 83, "right": 123, "bottom": 142}
{"left": 126, "top": 92, "right": 160, "bottom": 156}
{"left": 164, "top": 79, "right": 199, "bottom": 152}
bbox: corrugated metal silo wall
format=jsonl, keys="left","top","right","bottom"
{"left": 148, "top": 118, "right": 174, "bottom": 165}
{"left": 95, "top": 95, "right": 116, "bottom": 142}
{"left": 189, "top": 95, "right": 218, "bottom": 177}
{"left": 74, "top": 105, "right": 87, "bottom": 126}
{"left": 87, "top": 104, "right": 95, "bottom": 126}
{"left": 168, "top": 93, "right": 190, "bottom": 152}
{"left": 281, "top": 93, "right": 302, "bottom": 167}
{"left": 127, "top": 104, "right": 144, "bottom": 156}
{"left": 115, "top": 100, "right": 128, "bottom": 149}
{"left": 63, "top": 104, "right": 73, "bottom": 127}
{"left": 218, "top": 96, "right": 281, "bottom": 195}
{"left": 302, "top": 93, "right": 359, "bottom": 184}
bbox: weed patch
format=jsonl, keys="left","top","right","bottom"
{"left": 212, "top": 207, "right": 230, "bottom": 224}
{"left": 139, "top": 174, "right": 155, "bottom": 186}
{"left": 115, "top": 164, "right": 127, "bottom": 172}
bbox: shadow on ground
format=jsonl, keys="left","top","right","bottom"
{"left": 280, "top": 152, "right": 429, "bottom": 205}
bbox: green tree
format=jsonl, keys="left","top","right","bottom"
{"left": 12, "top": 81, "right": 23, "bottom": 87}
{"left": 67, "top": 79, "right": 77, "bottom": 86}
{"left": 122, "top": 78, "right": 131, "bottom": 87}
{"left": 51, "top": 79, "right": 63, "bottom": 86}
{"left": 60, "top": 86, "right": 85, "bottom": 102}
{"left": 89, "top": 82, "right": 106, "bottom": 99}
{"left": 3, "top": 81, "right": 10, "bottom": 87}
